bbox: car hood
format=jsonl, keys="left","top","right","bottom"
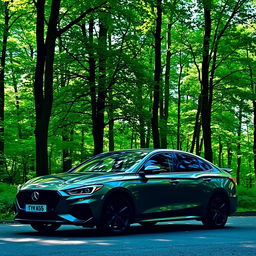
{"left": 20, "top": 172, "right": 124, "bottom": 191}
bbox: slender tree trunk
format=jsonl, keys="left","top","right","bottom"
{"left": 108, "top": 90, "right": 114, "bottom": 151}
{"left": 237, "top": 106, "right": 242, "bottom": 185}
{"left": 62, "top": 131, "right": 72, "bottom": 171}
{"left": 0, "top": 2, "right": 9, "bottom": 173}
{"left": 137, "top": 83, "right": 146, "bottom": 148}
{"left": 10, "top": 53, "right": 22, "bottom": 139}
{"left": 195, "top": 120, "right": 201, "bottom": 156}
{"left": 108, "top": 33, "right": 114, "bottom": 151}
{"left": 177, "top": 51, "right": 183, "bottom": 150}
{"left": 227, "top": 144, "right": 232, "bottom": 168}
{"left": 253, "top": 101, "right": 256, "bottom": 180}
{"left": 201, "top": 1, "right": 212, "bottom": 162}
{"left": 151, "top": 0, "right": 162, "bottom": 148}
{"left": 92, "top": 17, "right": 108, "bottom": 155}
{"left": 190, "top": 95, "right": 202, "bottom": 154}
{"left": 218, "top": 136, "right": 223, "bottom": 167}
{"left": 160, "top": 23, "right": 172, "bottom": 148}
{"left": 81, "top": 128, "right": 85, "bottom": 161}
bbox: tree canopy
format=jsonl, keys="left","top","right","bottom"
{"left": 0, "top": 0, "right": 255, "bottom": 186}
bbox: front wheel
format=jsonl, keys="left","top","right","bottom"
{"left": 31, "top": 223, "right": 61, "bottom": 233}
{"left": 202, "top": 195, "right": 229, "bottom": 228}
{"left": 98, "top": 195, "right": 132, "bottom": 235}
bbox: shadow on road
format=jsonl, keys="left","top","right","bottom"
{"left": 16, "top": 222, "right": 235, "bottom": 238}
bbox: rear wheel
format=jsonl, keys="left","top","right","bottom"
{"left": 202, "top": 195, "right": 229, "bottom": 228}
{"left": 31, "top": 223, "right": 61, "bottom": 233}
{"left": 99, "top": 195, "right": 132, "bottom": 235}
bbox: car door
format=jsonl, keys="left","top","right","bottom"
{"left": 133, "top": 152, "right": 177, "bottom": 220}
{"left": 169, "top": 152, "right": 214, "bottom": 217}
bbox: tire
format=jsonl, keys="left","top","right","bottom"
{"left": 202, "top": 195, "right": 229, "bottom": 228}
{"left": 139, "top": 221, "right": 157, "bottom": 228}
{"left": 99, "top": 195, "right": 132, "bottom": 235}
{"left": 31, "top": 223, "right": 61, "bottom": 233}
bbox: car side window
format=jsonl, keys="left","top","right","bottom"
{"left": 197, "top": 158, "right": 212, "bottom": 171}
{"left": 175, "top": 153, "right": 200, "bottom": 172}
{"left": 143, "top": 153, "right": 173, "bottom": 173}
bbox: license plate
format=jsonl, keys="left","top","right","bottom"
{"left": 25, "top": 204, "right": 47, "bottom": 213}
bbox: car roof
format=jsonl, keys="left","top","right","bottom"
{"left": 101, "top": 149, "right": 217, "bottom": 168}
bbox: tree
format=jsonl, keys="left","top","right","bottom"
{"left": 151, "top": 0, "right": 162, "bottom": 148}
{"left": 0, "top": 1, "right": 9, "bottom": 173}
{"left": 33, "top": 0, "right": 106, "bottom": 176}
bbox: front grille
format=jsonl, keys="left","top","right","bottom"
{"left": 16, "top": 190, "right": 61, "bottom": 220}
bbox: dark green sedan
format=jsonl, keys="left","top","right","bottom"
{"left": 15, "top": 149, "right": 237, "bottom": 234}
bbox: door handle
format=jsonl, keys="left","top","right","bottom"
{"left": 203, "top": 178, "right": 211, "bottom": 182}
{"left": 169, "top": 179, "right": 179, "bottom": 185}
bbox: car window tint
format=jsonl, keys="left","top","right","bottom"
{"left": 197, "top": 158, "right": 212, "bottom": 171}
{"left": 144, "top": 153, "right": 173, "bottom": 173}
{"left": 175, "top": 153, "right": 200, "bottom": 172}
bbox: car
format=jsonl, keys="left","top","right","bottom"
{"left": 14, "top": 149, "right": 237, "bottom": 234}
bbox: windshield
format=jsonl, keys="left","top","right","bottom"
{"left": 71, "top": 151, "right": 149, "bottom": 173}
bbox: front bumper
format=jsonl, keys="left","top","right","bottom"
{"left": 14, "top": 189, "right": 99, "bottom": 227}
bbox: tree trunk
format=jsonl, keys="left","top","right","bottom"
{"left": 108, "top": 90, "right": 114, "bottom": 151}
{"left": 34, "top": 0, "right": 61, "bottom": 176}
{"left": 237, "top": 106, "right": 242, "bottom": 185}
{"left": 253, "top": 101, "right": 256, "bottom": 180}
{"left": 92, "top": 17, "right": 108, "bottom": 155}
{"left": 34, "top": 1, "right": 105, "bottom": 176}
{"left": 227, "top": 144, "right": 232, "bottom": 168}
{"left": 201, "top": 1, "right": 212, "bottom": 162}
{"left": 137, "top": 82, "right": 146, "bottom": 148}
{"left": 108, "top": 33, "right": 114, "bottom": 152}
{"left": 190, "top": 95, "right": 202, "bottom": 154}
{"left": 160, "top": 24, "right": 171, "bottom": 148}
{"left": 218, "top": 136, "right": 223, "bottom": 167}
{"left": 177, "top": 51, "right": 183, "bottom": 150}
{"left": 10, "top": 53, "right": 22, "bottom": 139}
{"left": 81, "top": 128, "right": 85, "bottom": 161}
{"left": 195, "top": 120, "right": 202, "bottom": 156}
{"left": 62, "top": 130, "right": 72, "bottom": 172}
{"left": 0, "top": 2, "right": 9, "bottom": 173}
{"left": 151, "top": 0, "right": 162, "bottom": 148}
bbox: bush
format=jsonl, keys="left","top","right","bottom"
{"left": 0, "top": 183, "right": 17, "bottom": 220}
{"left": 237, "top": 186, "right": 256, "bottom": 211}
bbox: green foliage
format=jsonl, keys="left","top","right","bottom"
{"left": 237, "top": 186, "right": 256, "bottom": 211}
{"left": 0, "top": 0, "right": 255, "bottom": 187}
{"left": 0, "top": 183, "right": 17, "bottom": 220}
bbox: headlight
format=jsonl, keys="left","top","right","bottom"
{"left": 66, "top": 185, "right": 103, "bottom": 195}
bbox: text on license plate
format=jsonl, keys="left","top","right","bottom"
{"left": 25, "top": 204, "right": 47, "bottom": 213}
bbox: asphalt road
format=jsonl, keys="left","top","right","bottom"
{"left": 0, "top": 217, "right": 255, "bottom": 256}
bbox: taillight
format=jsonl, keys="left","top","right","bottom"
{"left": 229, "top": 177, "right": 237, "bottom": 185}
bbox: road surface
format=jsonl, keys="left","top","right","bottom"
{"left": 0, "top": 217, "right": 255, "bottom": 256}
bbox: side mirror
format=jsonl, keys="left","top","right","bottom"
{"left": 220, "top": 168, "right": 233, "bottom": 173}
{"left": 139, "top": 165, "right": 161, "bottom": 176}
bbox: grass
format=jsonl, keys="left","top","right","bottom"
{"left": 237, "top": 186, "right": 256, "bottom": 211}
{"left": 0, "top": 183, "right": 255, "bottom": 220}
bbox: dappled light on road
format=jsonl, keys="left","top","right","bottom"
{"left": 0, "top": 218, "right": 256, "bottom": 256}
{"left": 0, "top": 237, "right": 113, "bottom": 246}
